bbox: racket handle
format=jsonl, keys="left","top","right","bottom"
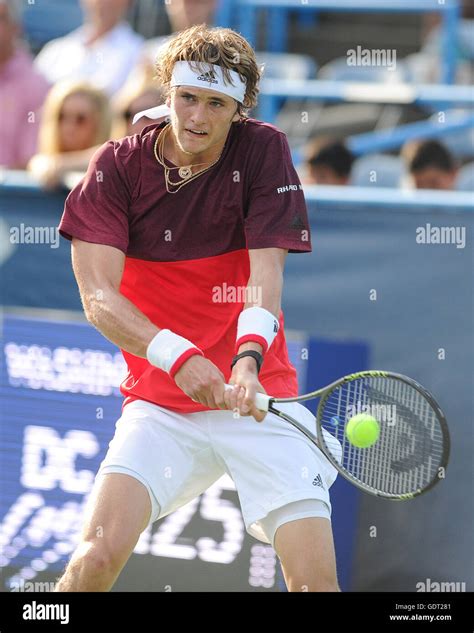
{"left": 224, "top": 384, "right": 271, "bottom": 412}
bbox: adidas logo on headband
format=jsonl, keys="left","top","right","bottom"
{"left": 197, "top": 70, "right": 218, "bottom": 84}
{"left": 170, "top": 61, "right": 246, "bottom": 104}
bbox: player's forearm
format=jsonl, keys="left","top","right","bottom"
{"left": 244, "top": 264, "right": 283, "bottom": 317}
{"left": 237, "top": 262, "right": 284, "bottom": 359}
{"left": 84, "top": 288, "right": 159, "bottom": 358}
{"left": 246, "top": 247, "right": 286, "bottom": 317}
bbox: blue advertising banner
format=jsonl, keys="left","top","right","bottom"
{"left": 0, "top": 315, "right": 367, "bottom": 592}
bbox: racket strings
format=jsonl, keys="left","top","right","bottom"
{"left": 319, "top": 377, "right": 445, "bottom": 495}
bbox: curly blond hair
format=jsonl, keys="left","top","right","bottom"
{"left": 38, "top": 80, "right": 112, "bottom": 154}
{"left": 155, "top": 25, "right": 261, "bottom": 113}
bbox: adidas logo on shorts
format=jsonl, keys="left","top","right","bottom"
{"left": 312, "top": 474, "right": 325, "bottom": 489}
{"left": 197, "top": 71, "right": 218, "bottom": 84}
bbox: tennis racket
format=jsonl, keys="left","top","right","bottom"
{"left": 234, "top": 371, "right": 450, "bottom": 500}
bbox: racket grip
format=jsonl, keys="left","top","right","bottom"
{"left": 254, "top": 391, "right": 271, "bottom": 411}
{"left": 224, "top": 384, "right": 271, "bottom": 412}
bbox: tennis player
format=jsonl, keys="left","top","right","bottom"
{"left": 56, "top": 25, "right": 339, "bottom": 592}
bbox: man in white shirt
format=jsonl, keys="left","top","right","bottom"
{"left": 34, "top": 0, "right": 143, "bottom": 96}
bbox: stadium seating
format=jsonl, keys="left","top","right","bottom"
{"left": 257, "top": 52, "right": 317, "bottom": 81}
{"left": 317, "top": 56, "right": 410, "bottom": 84}
{"left": 21, "top": 0, "right": 82, "bottom": 54}
{"left": 350, "top": 154, "right": 406, "bottom": 188}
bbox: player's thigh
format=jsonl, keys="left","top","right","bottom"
{"left": 80, "top": 472, "right": 151, "bottom": 561}
{"left": 99, "top": 401, "right": 225, "bottom": 522}
{"left": 274, "top": 516, "right": 338, "bottom": 589}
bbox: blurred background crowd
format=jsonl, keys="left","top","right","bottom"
{"left": 0, "top": 0, "right": 473, "bottom": 192}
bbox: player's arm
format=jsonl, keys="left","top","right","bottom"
{"left": 225, "top": 247, "right": 288, "bottom": 421}
{"left": 71, "top": 238, "right": 225, "bottom": 407}
{"left": 72, "top": 239, "right": 159, "bottom": 355}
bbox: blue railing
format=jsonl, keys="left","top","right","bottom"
{"left": 1, "top": 172, "right": 473, "bottom": 217}
{"left": 258, "top": 78, "right": 474, "bottom": 122}
{"left": 347, "top": 113, "right": 474, "bottom": 156}
{"left": 303, "top": 184, "right": 474, "bottom": 213}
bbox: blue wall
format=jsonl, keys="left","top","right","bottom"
{"left": 282, "top": 204, "right": 473, "bottom": 591}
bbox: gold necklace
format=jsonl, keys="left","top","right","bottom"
{"left": 154, "top": 124, "right": 222, "bottom": 193}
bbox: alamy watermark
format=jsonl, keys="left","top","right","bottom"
{"left": 416, "top": 224, "right": 466, "bottom": 249}
{"left": 10, "top": 223, "right": 59, "bottom": 249}
{"left": 23, "top": 601, "right": 69, "bottom": 625}
{"left": 212, "top": 283, "right": 262, "bottom": 305}
{"left": 10, "top": 580, "right": 56, "bottom": 592}
{"left": 347, "top": 45, "right": 397, "bottom": 71}
{"left": 416, "top": 578, "right": 466, "bottom": 592}
{"left": 346, "top": 401, "right": 396, "bottom": 425}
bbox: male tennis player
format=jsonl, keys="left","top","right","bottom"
{"left": 56, "top": 25, "right": 339, "bottom": 592}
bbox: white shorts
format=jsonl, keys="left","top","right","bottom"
{"left": 97, "top": 399, "right": 339, "bottom": 545}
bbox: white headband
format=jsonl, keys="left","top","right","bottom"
{"left": 131, "top": 62, "right": 246, "bottom": 125}
{"left": 171, "top": 61, "right": 246, "bottom": 104}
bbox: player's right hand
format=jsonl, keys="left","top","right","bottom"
{"left": 174, "top": 355, "right": 227, "bottom": 409}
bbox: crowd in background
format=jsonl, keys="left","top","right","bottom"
{"left": 0, "top": 0, "right": 472, "bottom": 192}
{"left": 302, "top": 138, "right": 462, "bottom": 191}
{"left": 0, "top": 0, "right": 217, "bottom": 189}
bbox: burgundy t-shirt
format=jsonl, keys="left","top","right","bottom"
{"left": 59, "top": 118, "right": 312, "bottom": 411}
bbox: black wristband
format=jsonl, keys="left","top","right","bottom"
{"left": 230, "top": 350, "right": 263, "bottom": 374}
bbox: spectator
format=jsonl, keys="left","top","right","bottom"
{"left": 138, "top": 1, "right": 219, "bottom": 76}
{"left": 406, "top": 0, "right": 473, "bottom": 85}
{"left": 0, "top": 0, "right": 50, "bottom": 169}
{"left": 27, "top": 80, "right": 111, "bottom": 190}
{"left": 34, "top": 0, "right": 143, "bottom": 96}
{"left": 112, "top": 65, "right": 164, "bottom": 138}
{"left": 422, "top": 0, "right": 474, "bottom": 40}
{"left": 165, "top": 0, "right": 218, "bottom": 32}
{"left": 303, "top": 138, "right": 354, "bottom": 185}
{"left": 403, "top": 139, "right": 458, "bottom": 190}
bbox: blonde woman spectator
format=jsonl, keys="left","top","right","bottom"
{"left": 28, "top": 80, "right": 111, "bottom": 190}
{"left": 0, "top": 0, "right": 50, "bottom": 168}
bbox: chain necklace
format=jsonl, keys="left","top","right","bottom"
{"left": 154, "top": 124, "right": 222, "bottom": 194}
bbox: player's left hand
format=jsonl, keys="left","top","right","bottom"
{"left": 224, "top": 360, "right": 267, "bottom": 422}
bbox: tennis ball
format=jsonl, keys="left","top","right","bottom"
{"left": 345, "top": 414, "right": 380, "bottom": 448}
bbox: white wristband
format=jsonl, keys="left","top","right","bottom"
{"left": 235, "top": 307, "right": 280, "bottom": 354}
{"left": 146, "top": 329, "right": 203, "bottom": 377}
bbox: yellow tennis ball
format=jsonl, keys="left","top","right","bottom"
{"left": 346, "top": 414, "right": 380, "bottom": 448}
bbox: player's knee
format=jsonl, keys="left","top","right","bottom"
{"left": 292, "top": 573, "right": 338, "bottom": 592}
{"left": 287, "top": 571, "right": 339, "bottom": 592}
{"left": 281, "top": 554, "right": 339, "bottom": 592}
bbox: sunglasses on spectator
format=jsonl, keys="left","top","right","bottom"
{"left": 58, "top": 112, "right": 93, "bottom": 125}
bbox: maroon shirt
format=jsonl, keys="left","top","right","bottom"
{"left": 59, "top": 118, "right": 312, "bottom": 411}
